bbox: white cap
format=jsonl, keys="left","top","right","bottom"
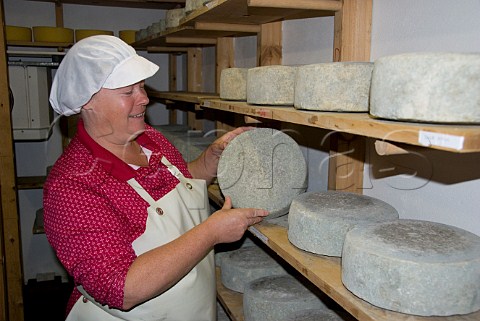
{"left": 49, "top": 35, "right": 159, "bottom": 116}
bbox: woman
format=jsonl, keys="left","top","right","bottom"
{"left": 44, "top": 35, "right": 268, "bottom": 320}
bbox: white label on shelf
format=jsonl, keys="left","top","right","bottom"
{"left": 418, "top": 131, "right": 464, "bottom": 150}
{"left": 248, "top": 226, "right": 268, "bottom": 244}
{"left": 202, "top": 100, "right": 211, "bottom": 107}
{"left": 206, "top": 0, "right": 218, "bottom": 9}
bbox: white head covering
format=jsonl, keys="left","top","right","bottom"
{"left": 49, "top": 35, "right": 159, "bottom": 116}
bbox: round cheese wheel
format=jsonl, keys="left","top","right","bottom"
{"left": 33, "top": 26, "right": 74, "bottom": 43}
{"left": 75, "top": 29, "right": 113, "bottom": 42}
{"left": 294, "top": 62, "right": 373, "bottom": 112}
{"left": 288, "top": 191, "right": 398, "bottom": 257}
{"left": 217, "top": 128, "right": 307, "bottom": 219}
{"left": 165, "top": 8, "right": 185, "bottom": 29}
{"left": 119, "top": 30, "right": 136, "bottom": 44}
{"left": 243, "top": 275, "right": 331, "bottom": 321}
{"left": 247, "top": 65, "right": 297, "bottom": 105}
{"left": 221, "top": 246, "right": 288, "bottom": 293}
{"left": 215, "top": 234, "right": 257, "bottom": 267}
{"left": 185, "top": 0, "right": 211, "bottom": 13}
{"left": 370, "top": 52, "right": 480, "bottom": 123}
{"left": 281, "top": 309, "right": 346, "bottom": 321}
{"left": 220, "top": 68, "right": 249, "bottom": 101}
{"left": 6, "top": 25, "right": 32, "bottom": 42}
{"left": 342, "top": 219, "right": 480, "bottom": 316}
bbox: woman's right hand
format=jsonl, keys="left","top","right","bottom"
{"left": 207, "top": 196, "right": 269, "bottom": 244}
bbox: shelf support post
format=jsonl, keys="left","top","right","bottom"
{"left": 329, "top": 0, "right": 372, "bottom": 193}
{"left": 0, "top": 1, "right": 25, "bottom": 320}
{"left": 187, "top": 47, "right": 204, "bottom": 130}
{"left": 257, "top": 21, "right": 282, "bottom": 66}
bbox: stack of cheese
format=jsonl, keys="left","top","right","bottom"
{"left": 220, "top": 245, "right": 288, "bottom": 293}
{"left": 243, "top": 274, "right": 338, "bottom": 321}
{"left": 219, "top": 52, "right": 480, "bottom": 124}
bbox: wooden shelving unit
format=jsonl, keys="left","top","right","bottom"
{"left": 209, "top": 166, "right": 480, "bottom": 321}
{"left": 133, "top": 0, "right": 340, "bottom": 48}
{"left": 16, "top": 176, "right": 46, "bottom": 190}
{"left": 147, "top": 92, "right": 480, "bottom": 153}
{"left": 5, "top": 2, "right": 476, "bottom": 321}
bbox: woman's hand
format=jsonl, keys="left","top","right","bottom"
{"left": 206, "top": 196, "right": 269, "bottom": 244}
{"left": 188, "top": 127, "right": 253, "bottom": 183}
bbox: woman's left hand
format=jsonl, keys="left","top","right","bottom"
{"left": 188, "top": 127, "right": 253, "bottom": 183}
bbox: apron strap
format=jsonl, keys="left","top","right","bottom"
{"left": 161, "top": 156, "right": 186, "bottom": 181}
{"left": 127, "top": 156, "right": 188, "bottom": 206}
{"left": 127, "top": 178, "right": 157, "bottom": 206}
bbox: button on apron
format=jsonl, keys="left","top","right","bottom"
{"left": 156, "top": 207, "right": 164, "bottom": 215}
{"left": 186, "top": 182, "right": 193, "bottom": 190}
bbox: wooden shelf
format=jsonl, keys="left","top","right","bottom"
{"left": 148, "top": 91, "right": 218, "bottom": 104}
{"left": 247, "top": 222, "right": 480, "bottom": 321}
{"left": 7, "top": 41, "right": 73, "bottom": 48}
{"left": 201, "top": 99, "right": 480, "bottom": 153}
{"left": 133, "top": 0, "right": 339, "bottom": 48}
{"left": 27, "top": 0, "right": 184, "bottom": 9}
{"left": 216, "top": 267, "right": 244, "bottom": 321}
{"left": 16, "top": 176, "right": 46, "bottom": 190}
{"left": 146, "top": 92, "right": 480, "bottom": 153}
{"left": 181, "top": 0, "right": 339, "bottom": 26}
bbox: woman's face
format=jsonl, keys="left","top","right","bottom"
{"left": 82, "top": 81, "right": 150, "bottom": 145}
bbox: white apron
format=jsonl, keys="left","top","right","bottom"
{"left": 66, "top": 156, "right": 216, "bottom": 321}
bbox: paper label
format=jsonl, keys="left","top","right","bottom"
{"left": 206, "top": 0, "right": 218, "bottom": 9}
{"left": 418, "top": 131, "right": 464, "bottom": 150}
{"left": 202, "top": 100, "right": 211, "bottom": 107}
{"left": 248, "top": 226, "right": 268, "bottom": 244}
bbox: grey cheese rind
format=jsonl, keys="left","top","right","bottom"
{"left": 165, "top": 8, "right": 186, "bottom": 29}
{"left": 221, "top": 246, "right": 288, "bottom": 293}
{"left": 247, "top": 65, "right": 297, "bottom": 105}
{"left": 342, "top": 219, "right": 480, "bottom": 316}
{"left": 217, "top": 128, "right": 307, "bottom": 219}
{"left": 220, "top": 68, "right": 249, "bottom": 101}
{"left": 185, "top": 0, "right": 211, "bottom": 13}
{"left": 243, "top": 275, "right": 331, "bottom": 321}
{"left": 281, "top": 308, "right": 347, "bottom": 321}
{"left": 288, "top": 191, "right": 398, "bottom": 257}
{"left": 294, "top": 62, "right": 373, "bottom": 112}
{"left": 370, "top": 52, "right": 480, "bottom": 123}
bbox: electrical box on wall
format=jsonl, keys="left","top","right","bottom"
{"left": 8, "top": 64, "right": 53, "bottom": 141}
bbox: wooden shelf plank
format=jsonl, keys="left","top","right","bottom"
{"left": 27, "top": 0, "right": 184, "bottom": 9}
{"left": 148, "top": 90, "right": 219, "bottom": 104}
{"left": 249, "top": 222, "right": 480, "bottom": 321}
{"left": 132, "top": 0, "right": 339, "bottom": 48}
{"left": 16, "top": 176, "right": 46, "bottom": 190}
{"left": 201, "top": 99, "right": 480, "bottom": 153}
{"left": 134, "top": 25, "right": 256, "bottom": 48}
{"left": 216, "top": 267, "right": 244, "bottom": 321}
{"left": 208, "top": 183, "right": 224, "bottom": 207}
{"left": 7, "top": 41, "right": 72, "bottom": 48}
{"left": 181, "top": 0, "right": 337, "bottom": 27}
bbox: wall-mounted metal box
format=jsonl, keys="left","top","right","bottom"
{"left": 8, "top": 64, "right": 53, "bottom": 141}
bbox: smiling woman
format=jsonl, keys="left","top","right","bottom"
{"left": 42, "top": 35, "right": 268, "bottom": 321}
